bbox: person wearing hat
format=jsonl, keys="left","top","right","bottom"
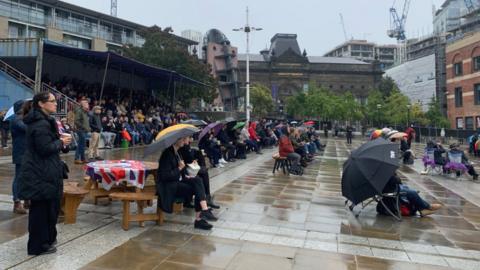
{"left": 449, "top": 143, "right": 478, "bottom": 180}
{"left": 87, "top": 106, "right": 103, "bottom": 161}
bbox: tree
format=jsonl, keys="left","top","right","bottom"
{"left": 122, "top": 26, "right": 217, "bottom": 108}
{"left": 365, "top": 89, "right": 385, "bottom": 126}
{"left": 250, "top": 84, "right": 274, "bottom": 117}
{"left": 378, "top": 76, "right": 398, "bottom": 98}
{"left": 410, "top": 102, "right": 428, "bottom": 126}
{"left": 342, "top": 92, "right": 364, "bottom": 122}
{"left": 425, "top": 96, "right": 450, "bottom": 128}
{"left": 384, "top": 89, "right": 410, "bottom": 126}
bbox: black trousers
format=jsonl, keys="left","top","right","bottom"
{"left": 235, "top": 143, "right": 246, "bottom": 158}
{"left": 28, "top": 199, "right": 60, "bottom": 255}
{"left": 346, "top": 136, "right": 352, "bottom": 144}
{"left": 222, "top": 144, "right": 236, "bottom": 160}
{"left": 176, "top": 177, "right": 206, "bottom": 212}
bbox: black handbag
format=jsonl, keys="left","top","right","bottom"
{"left": 62, "top": 160, "right": 70, "bottom": 179}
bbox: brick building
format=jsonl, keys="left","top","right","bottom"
{"left": 446, "top": 31, "right": 480, "bottom": 129}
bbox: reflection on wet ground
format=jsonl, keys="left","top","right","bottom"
{"left": 1, "top": 140, "right": 480, "bottom": 269}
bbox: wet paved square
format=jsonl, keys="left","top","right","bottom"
{"left": 1, "top": 140, "right": 480, "bottom": 269}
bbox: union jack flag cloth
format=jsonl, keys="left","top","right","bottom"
{"left": 85, "top": 160, "right": 147, "bottom": 190}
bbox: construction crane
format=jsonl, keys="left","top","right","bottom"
{"left": 387, "top": 0, "right": 411, "bottom": 41}
{"left": 111, "top": 0, "right": 117, "bottom": 17}
{"left": 339, "top": 13, "right": 349, "bottom": 41}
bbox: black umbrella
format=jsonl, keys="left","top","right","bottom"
{"left": 143, "top": 124, "right": 199, "bottom": 157}
{"left": 342, "top": 138, "right": 400, "bottom": 205}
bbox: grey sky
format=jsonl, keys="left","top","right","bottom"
{"left": 64, "top": 0, "right": 445, "bottom": 56}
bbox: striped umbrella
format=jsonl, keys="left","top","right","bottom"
{"left": 144, "top": 124, "right": 199, "bottom": 157}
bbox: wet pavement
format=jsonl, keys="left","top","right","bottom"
{"left": 0, "top": 139, "right": 480, "bottom": 269}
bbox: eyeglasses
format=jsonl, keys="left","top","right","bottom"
{"left": 46, "top": 99, "right": 57, "bottom": 103}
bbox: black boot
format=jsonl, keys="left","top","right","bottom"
{"left": 207, "top": 195, "right": 220, "bottom": 209}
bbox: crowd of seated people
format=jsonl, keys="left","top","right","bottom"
{"left": 277, "top": 125, "right": 325, "bottom": 174}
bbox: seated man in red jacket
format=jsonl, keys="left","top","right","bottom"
{"left": 278, "top": 127, "right": 301, "bottom": 173}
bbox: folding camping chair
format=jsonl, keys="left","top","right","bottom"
{"left": 345, "top": 183, "right": 404, "bottom": 221}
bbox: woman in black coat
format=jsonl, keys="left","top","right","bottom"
{"left": 156, "top": 136, "right": 217, "bottom": 230}
{"left": 18, "top": 92, "right": 72, "bottom": 256}
{"left": 178, "top": 137, "right": 220, "bottom": 209}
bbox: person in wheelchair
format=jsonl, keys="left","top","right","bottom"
{"left": 448, "top": 143, "right": 479, "bottom": 180}
{"left": 377, "top": 172, "right": 442, "bottom": 217}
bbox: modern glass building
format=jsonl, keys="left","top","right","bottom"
{"left": 0, "top": 0, "right": 195, "bottom": 51}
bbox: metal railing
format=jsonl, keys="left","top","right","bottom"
{"left": 0, "top": 58, "right": 80, "bottom": 118}
{"left": 0, "top": 58, "right": 35, "bottom": 89}
{"left": 40, "top": 83, "right": 80, "bottom": 118}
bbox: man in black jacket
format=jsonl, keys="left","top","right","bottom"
{"left": 217, "top": 126, "right": 236, "bottom": 162}
{"left": 156, "top": 137, "right": 218, "bottom": 230}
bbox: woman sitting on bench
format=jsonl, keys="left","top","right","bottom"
{"left": 156, "top": 136, "right": 218, "bottom": 230}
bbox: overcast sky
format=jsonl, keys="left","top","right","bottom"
{"left": 64, "top": 0, "right": 445, "bottom": 55}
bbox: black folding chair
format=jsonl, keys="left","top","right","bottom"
{"left": 345, "top": 184, "right": 404, "bottom": 221}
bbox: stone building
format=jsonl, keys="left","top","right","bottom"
{"left": 237, "top": 34, "right": 383, "bottom": 114}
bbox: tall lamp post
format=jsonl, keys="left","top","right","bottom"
{"left": 406, "top": 104, "right": 411, "bottom": 127}
{"left": 376, "top": 104, "right": 382, "bottom": 127}
{"left": 233, "top": 7, "right": 262, "bottom": 123}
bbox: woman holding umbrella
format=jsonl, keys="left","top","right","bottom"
{"left": 147, "top": 124, "right": 218, "bottom": 230}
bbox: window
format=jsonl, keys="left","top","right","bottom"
{"left": 474, "top": 56, "right": 480, "bottom": 72}
{"left": 454, "top": 62, "right": 463, "bottom": 76}
{"left": 466, "top": 117, "right": 474, "bottom": 130}
{"left": 8, "top": 22, "right": 26, "bottom": 38}
{"left": 455, "top": 87, "right": 463, "bottom": 107}
{"left": 475, "top": 84, "right": 480, "bottom": 105}
{"left": 63, "top": 34, "right": 91, "bottom": 50}
{"left": 456, "top": 117, "right": 464, "bottom": 129}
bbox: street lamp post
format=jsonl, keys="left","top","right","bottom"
{"left": 233, "top": 7, "right": 262, "bottom": 123}
{"left": 406, "top": 104, "right": 411, "bottom": 127}
{"left": 376, "top": 104, "right": 382, "bottom": 127}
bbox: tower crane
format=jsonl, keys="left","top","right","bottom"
{"left": 339, "top": 13, "right": 349, "bottom": 41}
{"left": 111, "top": 0, "right": 117, "bottom": 17}
{"left": 387, "top": 0, "right": 411, "bottom": 41}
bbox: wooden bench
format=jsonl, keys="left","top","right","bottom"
{"left": 109, "top": 192, "right": 164, "bottom": 231}
{"left": 62, "top": 182, "right": 89, "bottom": 224}
{"left": 83, "top": 176, "right": 134, "bottom": 204}
{"left": 272, "top": 153, "right": 291, "bottom": 175}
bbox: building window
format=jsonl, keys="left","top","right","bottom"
{"left": 456, "top": 117, "right": 464, "bottom": 129}
{"left": 63, "top": 34, "right": 91, "bottom": 50}
{"left": 454, "top": 62, "right": 463, "bottom": 76}
{"left": 466, "top": 117, "right": 474, "bottom": 130}
{"left": 475, "top": 84, "right": 480, "bottom": 105}
{"left": 455, "top": 87, "right": 463, "bottom": 107}
{"left": 474, "top": 56, "right": 480, "bottom": 72}
{"left": 8, "top": 22, "right": 26, "bottom": 38}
